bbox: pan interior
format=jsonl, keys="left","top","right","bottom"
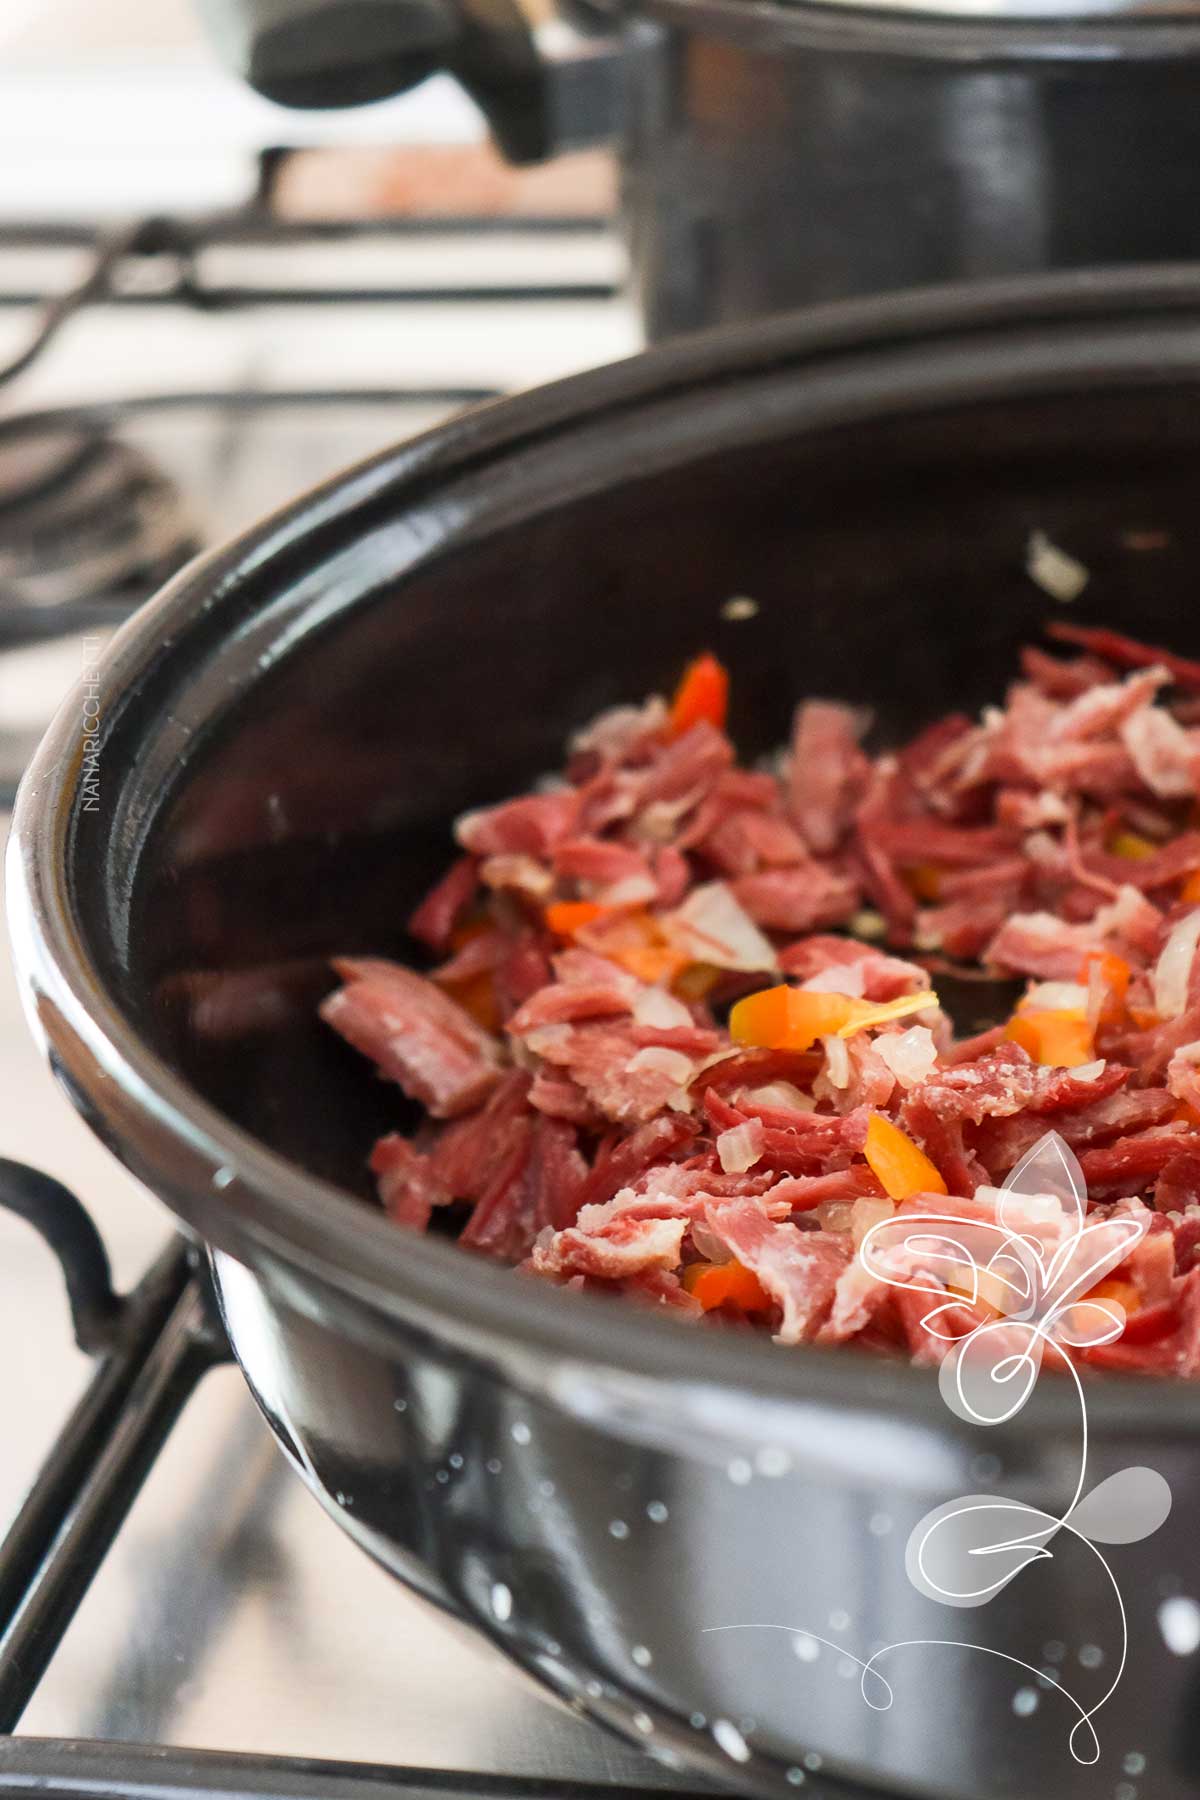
{"left": 77, "top": 372, "right": 1200, "bottom": 1205}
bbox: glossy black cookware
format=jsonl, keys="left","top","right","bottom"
{"left": 198, "top": 0, "right": 1200, "bottom": 336}
{"left": 12, "top": 268, "right": 1200, "bottom": 1799}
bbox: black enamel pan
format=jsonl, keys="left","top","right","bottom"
{"left": 11, "top": 267, "right": 1200, "bottom": 1800}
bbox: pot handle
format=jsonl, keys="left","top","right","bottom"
{"left": 193, "top": 0, "right": 613, "bottom": 165}
{"left": 0, "top": 1156, "right": 229, "bottom": 1364}
{"left": 0, "top": 1157, "right": 124, "bottom": 1355}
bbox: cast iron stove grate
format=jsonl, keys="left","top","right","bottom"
{"left": 0, "top": 194, "right": 621, "bottom": 803}
{"left": 0, "top": 200, "right": 617, "bottom": 648}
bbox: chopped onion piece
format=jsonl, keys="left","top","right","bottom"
{"left": 1024, "top": 981, "right": 1089, "bottom": 1013}
{"left": 717, "top": 1118, "right": 766, "bottom": 1174}
{"left": 1153, "top": 908, "right": 1200, "bottom": 1020}
{"left": 850, "top": 909, "right": 886, "bottom": 940}
{"left": 480, "top": 854, "right": 554, "bottom": 899}
{"left": 974, "top": 1185, "right": 1064, "bottom": 1230}
{"left": 632, "top": 985, "right": 693, "bottom": 1030}
{"left": 625, "top": 1046, "right": 694, "bottom": 1086}
{"left": 596, "top": 873, "right": 660, "bottom": 908}
{"left": 821, "top": 1034, "right": 851, "bottom": 1089}
{"left": 1121, "top": 705, "right": 1197, "bottom": 799}
{"left": 1022, "top": 831, "right": 1060, "bottom": 868}
{"left": 1026, "top": 529, "right": 1089, "bottom": 602}
{"left": 690, "top": 1222, "right": 729, "bottom": 1263}
{"left": 1085, "top": 958, "right": 1107, "bottom": 1032}
{"left": 743, "top": 1081, "right": 816, "bottom": 1114}
{"left": 837, "top": 991, "right": 940, "bottom": 1037}
{"left": 1019, "top": 792, "right": 1071, "bottom": 828}
{"left": 874, "top": 1026, "right": 938, "bottom": 1089}
{"left": 850, "top": 1196, "right": 895, "bottom": 1249}
{"left": 661, "top": 881, "right": 779, "bottom": 973}
{"left": 1094, "top": 883, "right": 1155, "bottom": 937}
{"left": 1168, "top": 1045, "right": 1200, "bottom": 1105}
{"left": 802, "top": 964, "right": 866, "bottom": 997}
{"left": 1071, "top": 1060, "right": 1107, "bottom": 1083}
{"left": 636, "top": 795, "right": 701, "bottom": 842}
{"left": 816, "top": 1200, "right": 855, "bottom": 1235}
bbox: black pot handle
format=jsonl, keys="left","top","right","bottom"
{"left": 0, "top": 1158, "right": 123, "bottom": 1355}
{"left": 195, "top": 0, "right": 555, "bottom": 164}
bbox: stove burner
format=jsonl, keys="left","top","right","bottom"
{"left": 0, "top": 424, "right": 200, "bottom": 645}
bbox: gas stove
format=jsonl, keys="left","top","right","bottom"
{"left": 0, "top": 188, "right": 691, "bottom": 1800}
{"left": 0, "top": 189, "right": 634, "bottom": 781}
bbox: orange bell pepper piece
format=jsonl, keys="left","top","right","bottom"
{"left": 448, "top": 972, "right": 501, "bottom": 1034}
{"left": 545, "top": 899, "right": 608, "bottom": 939}
{"left": 668, "top": 652, "right": 729, "bottom": 738}
{"left": 684, "top": 1259, "right": 772, "bottom": 1313}
{"left": 1108, "top": 829, "right": 1156, "bottom": 862}
{"left": 1088, "top": 1277, "right": 1140, "bottom": 1315}
{"left": 448, "top": 918, "right": 490, "bottom": 952}
{"left": 577, "top": 906, "right": 691, "bottom": 985}
{"left": 1077, "top": 949, "right": 1130, "bottom": 1007}
{"left": 905, "top": 862, "right": 943, "bottom": 902}
{"left": 864, "top": 1112, "right": 948, "bottom": 1199}
{"left": 730, "top": 985, "right": 936, "bottom": 1051}
{"left": 729, "top": 984, "right": 859, "bottom": 1051}
{"left": 1182, "top": 869, "right": 1200, "bottom": 903}
{"left": 1061, "top": 1274, "right": 1140, "bottom": 1340}
{"left": 673, "top": 962, "right": 721, "bottom": 1002}
{"left": 1004, "top": 1007, "right": 1095, "bottom": 1068}
{"left": 615, "top": 943, "right": 691, "bottom": 985}
{"left": 437, "top": 922, "right": 501, "bottom": 1029}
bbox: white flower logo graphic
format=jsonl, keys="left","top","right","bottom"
{"left": 857, "top": 1130, "right": 1172, "bottom": 1762}
{"left": 860, "top": 1130, "right": 1147, "bottom": 1430}
{"left": 705, "top": 1131, "right": 1172, "bottom": 1766}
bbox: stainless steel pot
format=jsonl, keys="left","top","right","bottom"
{"left": 197, "top": 0, "right": 1200, "bottom": 335}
